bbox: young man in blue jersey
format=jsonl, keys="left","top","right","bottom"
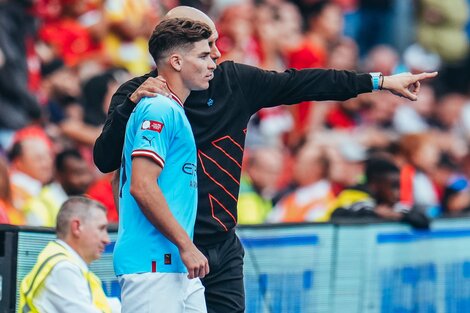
{"left": 114, "top": 18, "right": 215, "bottom": 312}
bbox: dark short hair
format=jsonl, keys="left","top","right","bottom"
{"left": 148, "top": 18, "right": 212, "bottom": 63}
{"left": 365, "top": 158, "right": 399, "bottom": 183}
{"left": 55, "top": 149, "right": 83, "bottom": 172}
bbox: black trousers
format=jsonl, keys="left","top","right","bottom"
{"left": 197, "top": 232, "right": 245, "bottom": 313}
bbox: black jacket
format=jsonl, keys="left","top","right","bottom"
{"left": 94, "top": 61, "right": 372, "bottom": 245}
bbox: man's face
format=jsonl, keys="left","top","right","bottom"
{"left": 180, "top": 39, "right": 216, "bottom": 91}
{"left": 79, "top": 209, "right": 109, "bottom": 264}
{"left": 208, "top": 29, "right": 221, "bottom": 63}
{"left": 59, "top": 157, "right": 94, "bottom": 195}
{"left": 374, "top": 172, "right": 400, "bottom": 205}
{"left": 16, "top": 139, "right": 54, "bottom": 184}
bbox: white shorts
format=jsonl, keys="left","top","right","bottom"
{"left": 118, "top": 273, "right": 206, "bottom": 313}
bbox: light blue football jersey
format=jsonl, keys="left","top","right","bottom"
{"left": 114, "top": 94, "right": 197, "bottom": 275}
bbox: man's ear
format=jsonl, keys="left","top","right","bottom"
{"left": 170, "top": 54, "right": 182, "bottom": 72}
{"left": 70, "top": 219, "right": 81, "bottom": 237}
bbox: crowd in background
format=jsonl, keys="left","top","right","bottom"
{"left": 1, "top": 0, "right": 470, "bottom": 228}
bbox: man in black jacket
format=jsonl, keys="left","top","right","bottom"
{"left": 94, "top": 6, "right": 437, "bottom": 313}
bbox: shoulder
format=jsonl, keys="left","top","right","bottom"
{"left": 217, "top": 60, "right": 261, "bottom": 75}
{"left": 115, "top": 71, "right": 156, "bottom": 95}
{"left": 48, "top": 259, "right": 84, "bottom": 283}
{"left": 135, "top": 95, "right": 178, "bottom": 116}
{"left": 335, "top": 186, "right": 374, "bottom": 210}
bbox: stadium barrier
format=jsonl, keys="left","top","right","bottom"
{"left": 1, "top": 217, "right": 470, "bottom": 313}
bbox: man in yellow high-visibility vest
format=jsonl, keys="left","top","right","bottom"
{"left": 19, "top": 196, "right": 115, "bottom": 313}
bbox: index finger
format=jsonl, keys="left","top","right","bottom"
{"left": 414, "top": 72, "right": 438, "bottom": 81}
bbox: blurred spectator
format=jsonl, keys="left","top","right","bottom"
{"left": 393, "top": 84, "right": 435, "bottom": 134}
{"left": 285, "top": 0, "right": 344, "bottom": 140}
{"left": 8, "top": 136, "right": 54, "bottom": 211}
{"left": 327, "top": 37, "right": 359, "bottom": 71}
{"left": 246, "top": 107, "right": 294, "bottom": 149}
{"left": 38, "top": 0, "right": 105, "bottom": 66}
{"left": 363, "top": 45, "right": 401, "bottom": 76}
{"left": 430, "top": 93, "right": 466, "bottom": 133}
{"left": 22, "top": 149, "right": 94, "bottom": 227}
{"left": 40, "top": 58, "right": 82, "bottom": 123}
{"left": 430, "top": 93, "right": 468, "bottom": 158}
{"left": 41, "top": 62, "right": 121, "bottom": 147}
{"left": 103, "top": 0, "right": 159, "bottom": 74}
{"left": 88, "top": 173, "right": 119, "bottom": 223}
{"left": 217, "top": 4, "right": 260, "bottom": 65}
{"left": 399, "top": 133, "right": 440, "bottom": 217}
{"left": 416, "top": 0, "right": 469, "bottom": 63}
{"left": 19, "top": 196, "right": 119, "bottom": 313}
{"left": 433, "top": 153, "right": 470, "bottom": 215}
{"left": 331, "top": 157, "right": 430, "bottom": 229}
{"left": 268, "top": 143, "right": 334, "bottom": 223}
{"left": 238, "top": 147, "right": 284, "bottom": 225}
{"left": 325, "top": 97, "right": 363, "bottom": 129}
{"left": 275, "top": 2, "right": 304, "bottom": 62}
{"left": 0, "top": 156, "right": 25, "bottom": 224}
{"left": 287, "top": 0, "right": 343, "bottom": 70}
{"left": 55, "top": 149, "right": 94, "bottom": 196}
{"left": 0, "top": 0, "right": 41, "bottom": 149}
{"left": 329, "top": 140, "right": 367, "bottom": 195}
{"left": 461, "top": 96, "right": 470, "bottom": 142}
{"left": 83, "top": 68, "right": 127, "bottom": 127}
{"left": 355, "top": 0, "right": 395, "bottom": 56}
{"left": 363, "top": 91, "right": 400, "bottom": 130}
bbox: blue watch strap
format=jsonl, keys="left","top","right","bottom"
{"left": 370, "top": 72, "right": 382, "bottom": 91}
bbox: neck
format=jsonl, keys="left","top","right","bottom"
{"left": 159, "top": 69, "right": 190, "bottom": 104}
{"left": 62, "top": 237, "right": 90, "bottom": 264}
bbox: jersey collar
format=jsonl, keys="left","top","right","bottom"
{"left": 166, "top": 84, "right": 184, "bottom": 108}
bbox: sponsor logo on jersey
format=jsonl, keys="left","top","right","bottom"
{"left": 182, "top": 163, "right": 197, "bottom": 175}
{"left": 142, "top": 135, "right": 154, "bottom": 145}
{"left": 164, "top": 254, "right": 172, "bottom": 265}
{"left": 142, "top": 120, "right": 164, "bottom": 132}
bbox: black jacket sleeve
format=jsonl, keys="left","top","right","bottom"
{"left": 401, "top": 210, "right": 430, "bottom": 230}
{"left": 93, "top": 74, "right": 150, "bottom": 173}
{"left": 230, "top": 62, "right": 373, "bottom": 115}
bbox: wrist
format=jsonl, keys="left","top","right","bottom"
{"left": 370, "top": 72, "right": 382, "bottom": 91}
{"left": 176, "top": 236, "right": 192, "bottom": 250}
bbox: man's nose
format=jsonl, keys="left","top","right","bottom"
{"left": 103, "top": 231, "right": 110, "bottom": 244}
{"left": 209, "top": 58, "right": 216, "bottom": 69}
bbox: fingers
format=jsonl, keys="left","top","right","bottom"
{"left": 413, "top": 81, "right": 421, "bottom": 94}
{"left": 143, "top": 78, "right": 170, "bottom": 97}
{"left": 413, "top": 71, "right": 438, "bottom": 82}
{"left": 187, "top": 259, "right": 209, "bottom": 279}
{"left": 402, "top": 88, "right": 418, "bottom": 101}
{"left": 205, "top": 261, "right": 210, "bottom": 276}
